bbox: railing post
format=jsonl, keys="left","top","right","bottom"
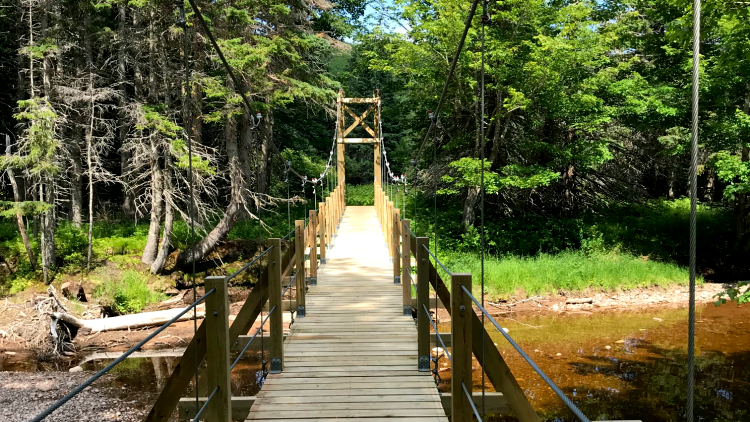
{"left": 294, "top": 221, "right": 307, "bottom": 316}
{"left": 402, "top": 219, "right": 411, "bottom": 316}
{"left": 319, "top": 202, "right": 327, "bottom": 264}
{"left": 416, "top": 236, "right": 430, "bottom": 371}
{"left": 204, "top": 276, "right": 232, "bottom": 422}
{"left": 326, "top": 196, "right": 333, "bottom": 244}
{"left": 268, "top": 238, "right": 283, "bottom": 373}
{"left": 309, "top": 210, "right": 318, "bottom": 286}
{"left": 392, "top": 208, "right": 401, "bottom": 284}
{"left": 451, "top": 273, "right": 473, "bottom": 422}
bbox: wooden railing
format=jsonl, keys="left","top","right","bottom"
{"left": 145, "top": 181, "right": 346, "bottom": 422}
{"left": 375, "top": 183, "right": 542, "bottom": 422}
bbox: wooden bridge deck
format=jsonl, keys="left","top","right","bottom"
{"left": 246, "top": 206, "right": 447, "bottom": 422}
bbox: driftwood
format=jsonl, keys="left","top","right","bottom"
{"left": 50, "top": 305, "right": 205, "bottom": 336}
{"left": 566, "top": 297, "right": 594, "bottom": 304}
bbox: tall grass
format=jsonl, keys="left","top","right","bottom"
{"left": 437, "top": 250, "right": 695, "bottom": 299}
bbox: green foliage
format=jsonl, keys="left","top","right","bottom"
{"left": 440, "top": 158, "right": 559, "bottom": 195}
{"left": 9, "top": 98, "right": 60, "bottom": 177}
{"left": 55, "top": 223, "right": 88, "bottom": 269}
{"left": 345, "top": 184, "right": 374, "bottom": 206}
{"left": 94, "top": 270, "right": 164, "bottom": 314}
{"left": 441, "top": 250, "right": 695, "bottom": 299}
{"left": 0, "top": 201, "right": 51, "bottom": 218}
{"left": 715, "top": 281, "right": 750, "bottom": 306}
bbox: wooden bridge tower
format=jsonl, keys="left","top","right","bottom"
{"left": 336, "top": 89, "right": 382, "bottom": 199}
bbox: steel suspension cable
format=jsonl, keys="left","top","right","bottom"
{"left": 408, "top": 0, "right": 481, "bottom": 174}
{"left": 687, "top": 0, "right": 700, "bottom": 419}
{"left": 479, "top": 1, "right": 488, "bottom": 417}
{"left": 175, "top": 3, "right": 201, "bottom": 413}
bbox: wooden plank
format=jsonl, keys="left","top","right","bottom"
{"left": 250, "top": 402, "right": 443, "bottom": 411}
{"left": 295, "top": 220, "right": 306, "bottom": 316}
{"left": 338, "top": 137, "right": 379, "bottom": 144}
{"left": 440, "top": 392, "right": 510, "bottom": 415}
{"left": 247, "top": 409, "right": 445, "bottom": 419}
{"left": 416, "top": 236, "right": 430, "bottom": 372}
{"left": 258, "top": 388, "right": 439, "bottom": 397}
{"left": 427, "top": 262, "right": 541, "bottom": 422}
{"left": 268, "top": 238, "right": 283, "bottom": 373}
{"left": 341, "top": 97, "right": 378, "bottom": 103}
{"left": 179, "top": 396, "right": 254, "bottom": 420}
{"left": 451, "top": 273, "right": 473, "bottom": 422}
{"left": 248, "top": 418, "right": 445, "bottom": 422}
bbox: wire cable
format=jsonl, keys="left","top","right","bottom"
{"left": 461, "top": 285, "right": 591, "bottom": 422}
{"left": 687, "top": 0, "right": 700, "bottom": 419}
{"left": 479, "top": 1, "right": 488, "bottom": 418}
{"left": 408, "top": 0, "right": 481, "bottom": 174}
{"left": 29, "top": 291, "right": 214, "bottom": 422}
{"left": 190, "top": 386, "right": 219, "bottom": 422}
{"left": 175, "top": 3, "right": 201, "bottom": 414}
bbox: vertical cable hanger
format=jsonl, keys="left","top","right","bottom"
{"left": 687, "top": 0, "right": 700, "bottom": 419}
{"left": 479, "top": 0, "right": 489, "bottom": 418}
{"left": 175, "top": 1, "right": 200, "bottom": 412}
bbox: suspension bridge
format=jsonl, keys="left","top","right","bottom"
{"left": 26, "top": 0, "right": 702, "bottom": 416}
{"left": 30, "top": 92, "right": 637, "bottom": 422}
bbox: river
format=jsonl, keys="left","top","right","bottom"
{"left": 4, "top": 302, "right": 747, "bottom": 421}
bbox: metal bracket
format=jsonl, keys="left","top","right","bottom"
{"left": 270, "top": 357, "right": 282, "bottom": 374}
{"left": 394, "top": 275, "right": 400, "bottom": 285}
{"left": 320, "top": 258, "right": 326, "bottom": 264}
{"left": 418, "top": 355, "right": 430, "bottom": 372}
{"left": 296, "top": 306, "right": 306, "bottom": 317}
{"left": 309, "top": 277, "right": 317, "bottom": 286}
{"left": 403, "top": 305, "right": 412, "bottom": 316}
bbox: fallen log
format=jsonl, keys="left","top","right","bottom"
{"left": 566, "top": 297, "right": 594, "bottom": 304}
{"left": 49, "top": 305, "right": 205, "bottom": 336}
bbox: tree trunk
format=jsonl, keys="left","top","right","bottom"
{"left": 176, "top": 105, "right": 245, "bottom": 267}
{"left": 258, "top": 108, "right": 273, "bottom": 194}
{"left": 151, "top": 160, "right": 174, "bottom": 275}
{"left": 461, "top": 186, "right": 479, "bottom": 231}
{"left": 85, "top": 13, "right": 95, "bottom": 271}
{"left": 5, "top": 137, "right": 36, "bottom": 269}
{"left": 142, "top": 137, "right": 164, "bottom": 265}
{"left": 69, "top": 130, "right": 83, "bottom": 228}
{"left": 41, "top": 182, "right": 56, "bottom": 284}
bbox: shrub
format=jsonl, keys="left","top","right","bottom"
{"left": 94, "top": 270, "right": 164, "bottom": 314}
{"left": 346, "top": 184, "right": 374, "bottom": 206}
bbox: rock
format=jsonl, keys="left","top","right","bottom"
{"left": 605, "top": 345, "right": 611, "bottom": 350}
{"left": 653, "top": 317, "right": 663, "bottom": 322}
{"left": 61, "top": 282, "right": 88, "bottom": 302}
{"left": 615, "top": 339, "right": 625, "bottom": 344}
{"left": 502, "top": 327, "right": 509, "bottom": 333}
{"left": 534, "top": 349, "right": 540, "bottom": 352}
{"left": 0, "top": 330, "right": 7, "bottom": 338}
{"left": 35, "top": 381, "right": 55, "bottom": 392}
{"left": 69, "top": 366, "right": 84, "bottom": 373}
{"left": 4, "top": 351, "right": 16, "bottom": 356}
{"left": 555, "top": 353, "right": 562, "bottom": 356}
{"left": 551, "top": 304, "right": 559, "bottom": 311}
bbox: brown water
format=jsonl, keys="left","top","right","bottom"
{"left": 4, "top": 303, "right": 748, "bottom": 421}
{"left": 451, "top": 302, "right": 750, "bottom": 421}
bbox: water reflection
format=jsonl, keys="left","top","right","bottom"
{"left": 474, "top": 303, "right": 750, "bottom": 422}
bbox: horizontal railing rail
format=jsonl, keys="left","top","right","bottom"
{"left": 226, "top": 245, "right": 274, "bottom": 282}
{"left": 422, "top": 243, "right": 452, "bottom": 276}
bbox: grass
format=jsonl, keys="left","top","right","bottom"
{"left": 435, "top": 250, "right": 696, "bottom": 300}
{"left": 93, "top": 270, "right": 165, "bottom": 314}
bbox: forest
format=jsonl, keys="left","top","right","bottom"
{"left": 1, "top": 0, "right": 749, "bottom": 311}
